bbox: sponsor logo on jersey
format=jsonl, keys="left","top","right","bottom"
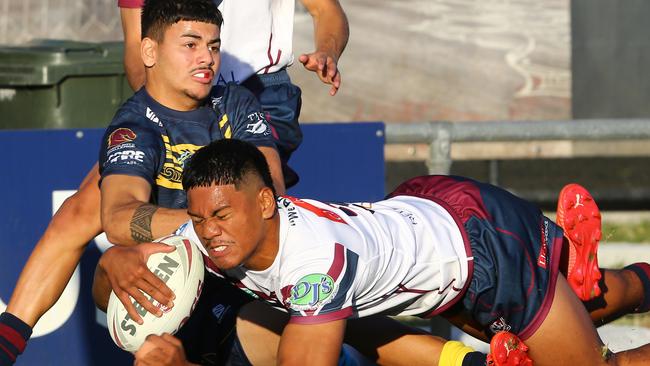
{"left": 245, "top": 112, "right": 270, "bottom": 135}
{"left": 288, "top": 273, "right": 336, "bottom": 311}
{"left": 278, "top": 197, "right": 300, "bottom": 226}
{"left": 107, "top": 128, "right": 137, "bottom": 148}
{"left": 538, "top": 220, "right": 549, "bottom": 269}
{"left": 488, "top": 317, "right": 512, "bottom": 334}
{"left": 107, "top": 150, "right": 145, "bottom": 165}
{"left": 146, "top": 107, "right": 163, "bottom": 127}
{"left": 396, "top": 209, "right": 418, "bottom": 225}
{"left": 211, "top": 96, "right": 223, "bottom": 110}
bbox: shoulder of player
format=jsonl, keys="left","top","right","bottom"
{"left": 108, "top": 92, "right": 164, "bottom": 133}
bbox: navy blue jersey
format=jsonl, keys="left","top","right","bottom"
{"left": 99, "top": 83, "right": 276, "bottom": 208}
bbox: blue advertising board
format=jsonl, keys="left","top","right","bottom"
{"left": 0, "top": 122, "right": 384, "bottom": 365}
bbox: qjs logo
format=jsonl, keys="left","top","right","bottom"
{"left": 289, "top": 273, "right": 336, "bottom": 310}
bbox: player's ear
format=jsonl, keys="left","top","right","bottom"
{"left": 259, "top": 187, "right": 276, "bottom": 220}
{"left": 141, "top": 37, "right": 157, "bottom": 68}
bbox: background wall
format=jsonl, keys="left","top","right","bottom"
{"left": 0, "top": 0, "right": 571, "bottom": 123}
{"left": 572, "top": 0, "right": 650, "bottom": 118}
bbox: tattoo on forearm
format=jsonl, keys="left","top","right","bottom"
{"left": 130, "top": 203, "right": 158, "bottom": 242}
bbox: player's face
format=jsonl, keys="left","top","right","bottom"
{"left": 187, "top": 181, "right": 276, "bottom": 271}
{"left": 154, "top": 20, "right": 220, "bottom": 109}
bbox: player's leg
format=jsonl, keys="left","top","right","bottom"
{"left": 586, "top": 266, "right": 649, "bottom": 326}
{"left": 345, "top": 315, "right": 446, "bottom": 366}
{"left": 237, "top": 302, "right": 451, "bottom": 366}
{"left": 173, "top": 275, "right": 256, "bottom": 365}
{"left": 1, "top": 163, "right": 101, "bottom": 365}
{"left": 6, "top": 163, "right": 101, "bottom": 323}
{"left": 235, "top": 300, "right": 287, "bottom": 365}
{"left": 525, "top": 274, "right": 650, "bottom": 365}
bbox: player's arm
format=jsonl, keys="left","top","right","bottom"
{"left": 257, "top": 146, "right": 285, "bottom": 194}
{"left": 299, "top": 0, "right": 349, "bottom": 96}
{"left": 224, "top": 85, "right": 286, "bottom": 193}
{"left": 119, "top": 2, "right": 145, "bottom": 90}
{"left": 92, "top": 241, "right": 175, "bottom": 323}
{"left": 97, "top": 174, "right": 182, "bottom": 322}
{"left": 134, "top": 333, "right": 198, "bottom": 366}
{"left": 92, "top": 258, "right": 112, "bottom": 312}
{"left": 100, "top": 174, "right": 189, "bottom": 245}
{"left": 278, "top": 320, "right": 346, "bottom": 366}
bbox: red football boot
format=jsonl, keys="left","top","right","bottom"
{"left": 556, "top": 183, "right": 602, "bottom": 301}
{"left": 486, "top": 331, "right": 533, "bottom": 366}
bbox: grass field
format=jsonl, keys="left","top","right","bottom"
{"left": 602, "top": 221, "right": 650, "bottom": 243}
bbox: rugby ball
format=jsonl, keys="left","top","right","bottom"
{"left": 106, "top": 234, "right": 204, "bottom": 352}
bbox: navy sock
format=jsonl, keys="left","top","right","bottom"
{"left": 0, "top": 312, "right": 32, "bottom": 366}
{"left": 462, "top": 351, "right": 487, "bottom": 366}
{"left": 624, "top": 262, "right": 650, "bottom": 313}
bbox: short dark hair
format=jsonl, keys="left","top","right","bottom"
{"left": 183, "top": 139, "right": 276, "bottom": 196}
{"left": 141, "top": 0, "right": 223, "bottom": 41}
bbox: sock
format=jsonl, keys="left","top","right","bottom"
{"left": 624, "top": 262, "right": 650, "bottom": 313}
{"left": 0, "top": 312, "right": 32, "bottom": 366}
{"left": 439, "top": 340, "right": 486, "bottom": 366}
{"left": 462, "top": 352, "right": 487, "bottom": 366}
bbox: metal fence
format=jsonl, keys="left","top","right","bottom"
{"left": 0, "top": 0, "right": 122, "bottom": 45}
{"left": 385, "top": 119, "right": 650, "bottom": 174}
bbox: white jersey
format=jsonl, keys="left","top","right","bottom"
{"left": 179, "top": 195, "right": 471, "bottom": 324}
{"left": 216, "top": 0, "right": 295, "bottom": 85}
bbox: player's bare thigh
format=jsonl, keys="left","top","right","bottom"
{"left": 236, "top": 301, "right": 288, "bottom": 365}
{"left": 525, "top": 274, "right": 648, "bottom": 365}
{"left": 236, "top": 301, "right": 449, "bottom": 366}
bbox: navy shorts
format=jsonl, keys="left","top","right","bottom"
{"left": 175, "top": 274, "right": 253, "bottom": 365}
{"left": 389, "top": 175, "right": 565, "bottom": 340}
{"left": 242, "top": 69, "right": 302, "bottom": 187}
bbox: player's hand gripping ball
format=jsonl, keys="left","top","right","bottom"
{"left": 106, "top": 235, "right": 204, "bottom": 352}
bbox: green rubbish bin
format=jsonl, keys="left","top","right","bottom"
{"left": 0, "top": 39, "right": 133, "bottom": 130}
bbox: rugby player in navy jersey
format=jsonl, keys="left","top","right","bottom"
{"left": 1, "top": 1, "right": 452, "bottom": 365}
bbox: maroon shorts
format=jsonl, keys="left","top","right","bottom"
{"left": 388, "top": 175, "right": 564, "bottom": 340}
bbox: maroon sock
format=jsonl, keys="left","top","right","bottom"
{"left": 624, "top": 262, "right": 650, "bottom": 313}
{"left": 0, "top": 312, "right": 31, "bottom": 366}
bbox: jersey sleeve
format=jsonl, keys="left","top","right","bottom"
{"left": 279, "top": 243, "right": 360, "bottom": 324}
{"left": 117, "top": 0, "right": 143, "bottom": 8}
{"left": 221, "top": 84, "right": 278, "bottom": 148}
{"left": 98, "top": 116, "right": 164, "bottom": 187}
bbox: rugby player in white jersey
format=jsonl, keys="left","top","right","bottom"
{"left": 122, "top": 138, "right": 650, "bottom": 366}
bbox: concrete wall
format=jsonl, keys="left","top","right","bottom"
{"left": 572, "top": 0, "right": 650, "bottom": 118}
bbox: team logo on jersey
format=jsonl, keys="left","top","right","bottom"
{"left": 107, "top": 128, "right": 137, "bottom": 148}
{"left": 177, "top": 150, "right": 193, "bottom": 169}
{"left": 288, "top": 273, "right": 336, "bottom": 311}
{"left": 245, "top": 112, "right": 270, "bottom": 135}
{"left": 489, "top": 317, "right": 512, "bottom": 334}
{"left": 211, "top": 96, "right": 222, "bottom": 110}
